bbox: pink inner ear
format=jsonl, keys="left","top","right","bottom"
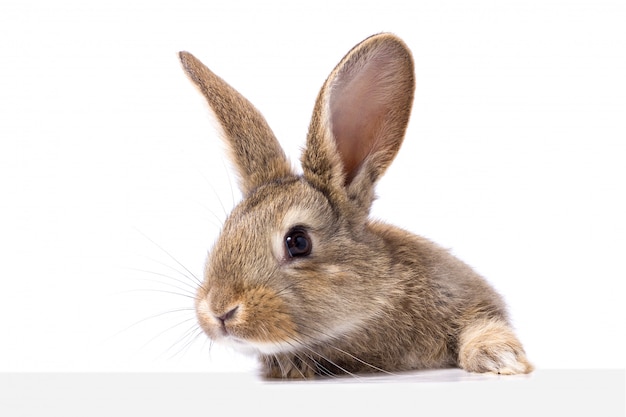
{"left": 330, "top": 80, "right": 384, "bottom": 182}
{"left": 329, "top": 49, "right": 400, "bottom": 184}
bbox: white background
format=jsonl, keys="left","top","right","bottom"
{"left": 1, "top": 0, "right": 624, "bottom": 373}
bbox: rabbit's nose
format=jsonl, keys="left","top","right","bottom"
{"left": 216, "top": 305, "right": 239, "bottom": 324}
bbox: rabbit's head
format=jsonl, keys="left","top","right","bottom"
{"left": 180, "top": 33, "right": 414, "bottom": 356}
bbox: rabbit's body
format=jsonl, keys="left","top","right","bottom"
{"left": 182, "top": 33, "right": 532, "bottom": 378}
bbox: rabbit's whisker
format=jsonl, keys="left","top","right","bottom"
{"left": 161, "top": 323, "right": 205, "bottom": 361}
{"left": 134, "top": 228, "right": 202, "bottom": 286}
{"left": 290, "top": 320, "right": 396, "bottom": 377}
{"left": 123, "top": 288, "right": 196, "bottom": 300}
{"left": 200, "top": 168, "right": 233, "bottom": 221}
{"left": 132, "top": 254, "right": 203, "bottom": 287}
{"left": 107, "top": 307, "right": 195, "bottom": 343}
{"left": 125, "top": 270, "right": 198, "bottom": 298}
{"left": 326, "top": 344, "right": 397, "bottom": 376}
{"left": 276, "top": 324, "right": 364, "bottom": 379}
{"left": 139, "top": 316, "right": 198, "bottom": 352}
{"left": 284, "top": 340, "right": 336, "bottom": 378}
{"left": 220, "top": 158, "right": 238, "bottom": 210}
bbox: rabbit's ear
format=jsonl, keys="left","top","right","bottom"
{"left": 302, "top": 34, "right": 414, "bottom": 209}
{"left": 180, "top": 52, "right": 293, "bottom": 195}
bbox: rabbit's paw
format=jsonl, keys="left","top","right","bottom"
{"left": 458, "top": 319, "right": 533, "bottom": 375}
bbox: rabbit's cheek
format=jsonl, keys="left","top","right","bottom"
{"left": 237, "top": 287, "right": 297, "bottom": 345}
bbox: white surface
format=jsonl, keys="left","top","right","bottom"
{"left": 1, "top": 0, "right": 625, "bottom": 373}
{"left": 0, "top": 370, "right": 624, "bottom": 417}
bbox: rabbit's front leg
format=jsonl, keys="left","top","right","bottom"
{"left": 458, "top": 318, "right": 534, "bottom": 375}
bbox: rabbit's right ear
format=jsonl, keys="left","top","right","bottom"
{"left": 179, "top": 52, "right": 293, "bottom": 195}
{"left": 302, "top": 34, "right": 415, "bottom": 213}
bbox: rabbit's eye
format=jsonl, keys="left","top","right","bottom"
{"left": 285, "top": 227, "right": 312, "bottom": 258}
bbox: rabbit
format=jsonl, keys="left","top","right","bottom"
{"left": 179, "top": 33, "right": 533, "bottom": 379}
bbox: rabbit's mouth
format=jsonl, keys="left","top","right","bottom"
{"left": 211, "top": 331, "right": 299, "bottom": 356}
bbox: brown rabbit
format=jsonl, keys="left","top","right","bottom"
{"left": 180, "top": 33, "right": 533, "bottom": 378}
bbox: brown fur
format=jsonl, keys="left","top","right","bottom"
{"left": 181, "top": 33, "right": 533, "bottom": 378}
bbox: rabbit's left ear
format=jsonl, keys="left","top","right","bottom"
{"left": 301, "top": 33, "right": 415, "bottom": 209}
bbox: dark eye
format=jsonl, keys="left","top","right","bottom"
{"left": 285, "top": 226, "right": 312, "bottom": 258}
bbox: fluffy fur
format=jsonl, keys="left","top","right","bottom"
{"left": 180, "top": 33, "right": 533, "bottom": 379}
